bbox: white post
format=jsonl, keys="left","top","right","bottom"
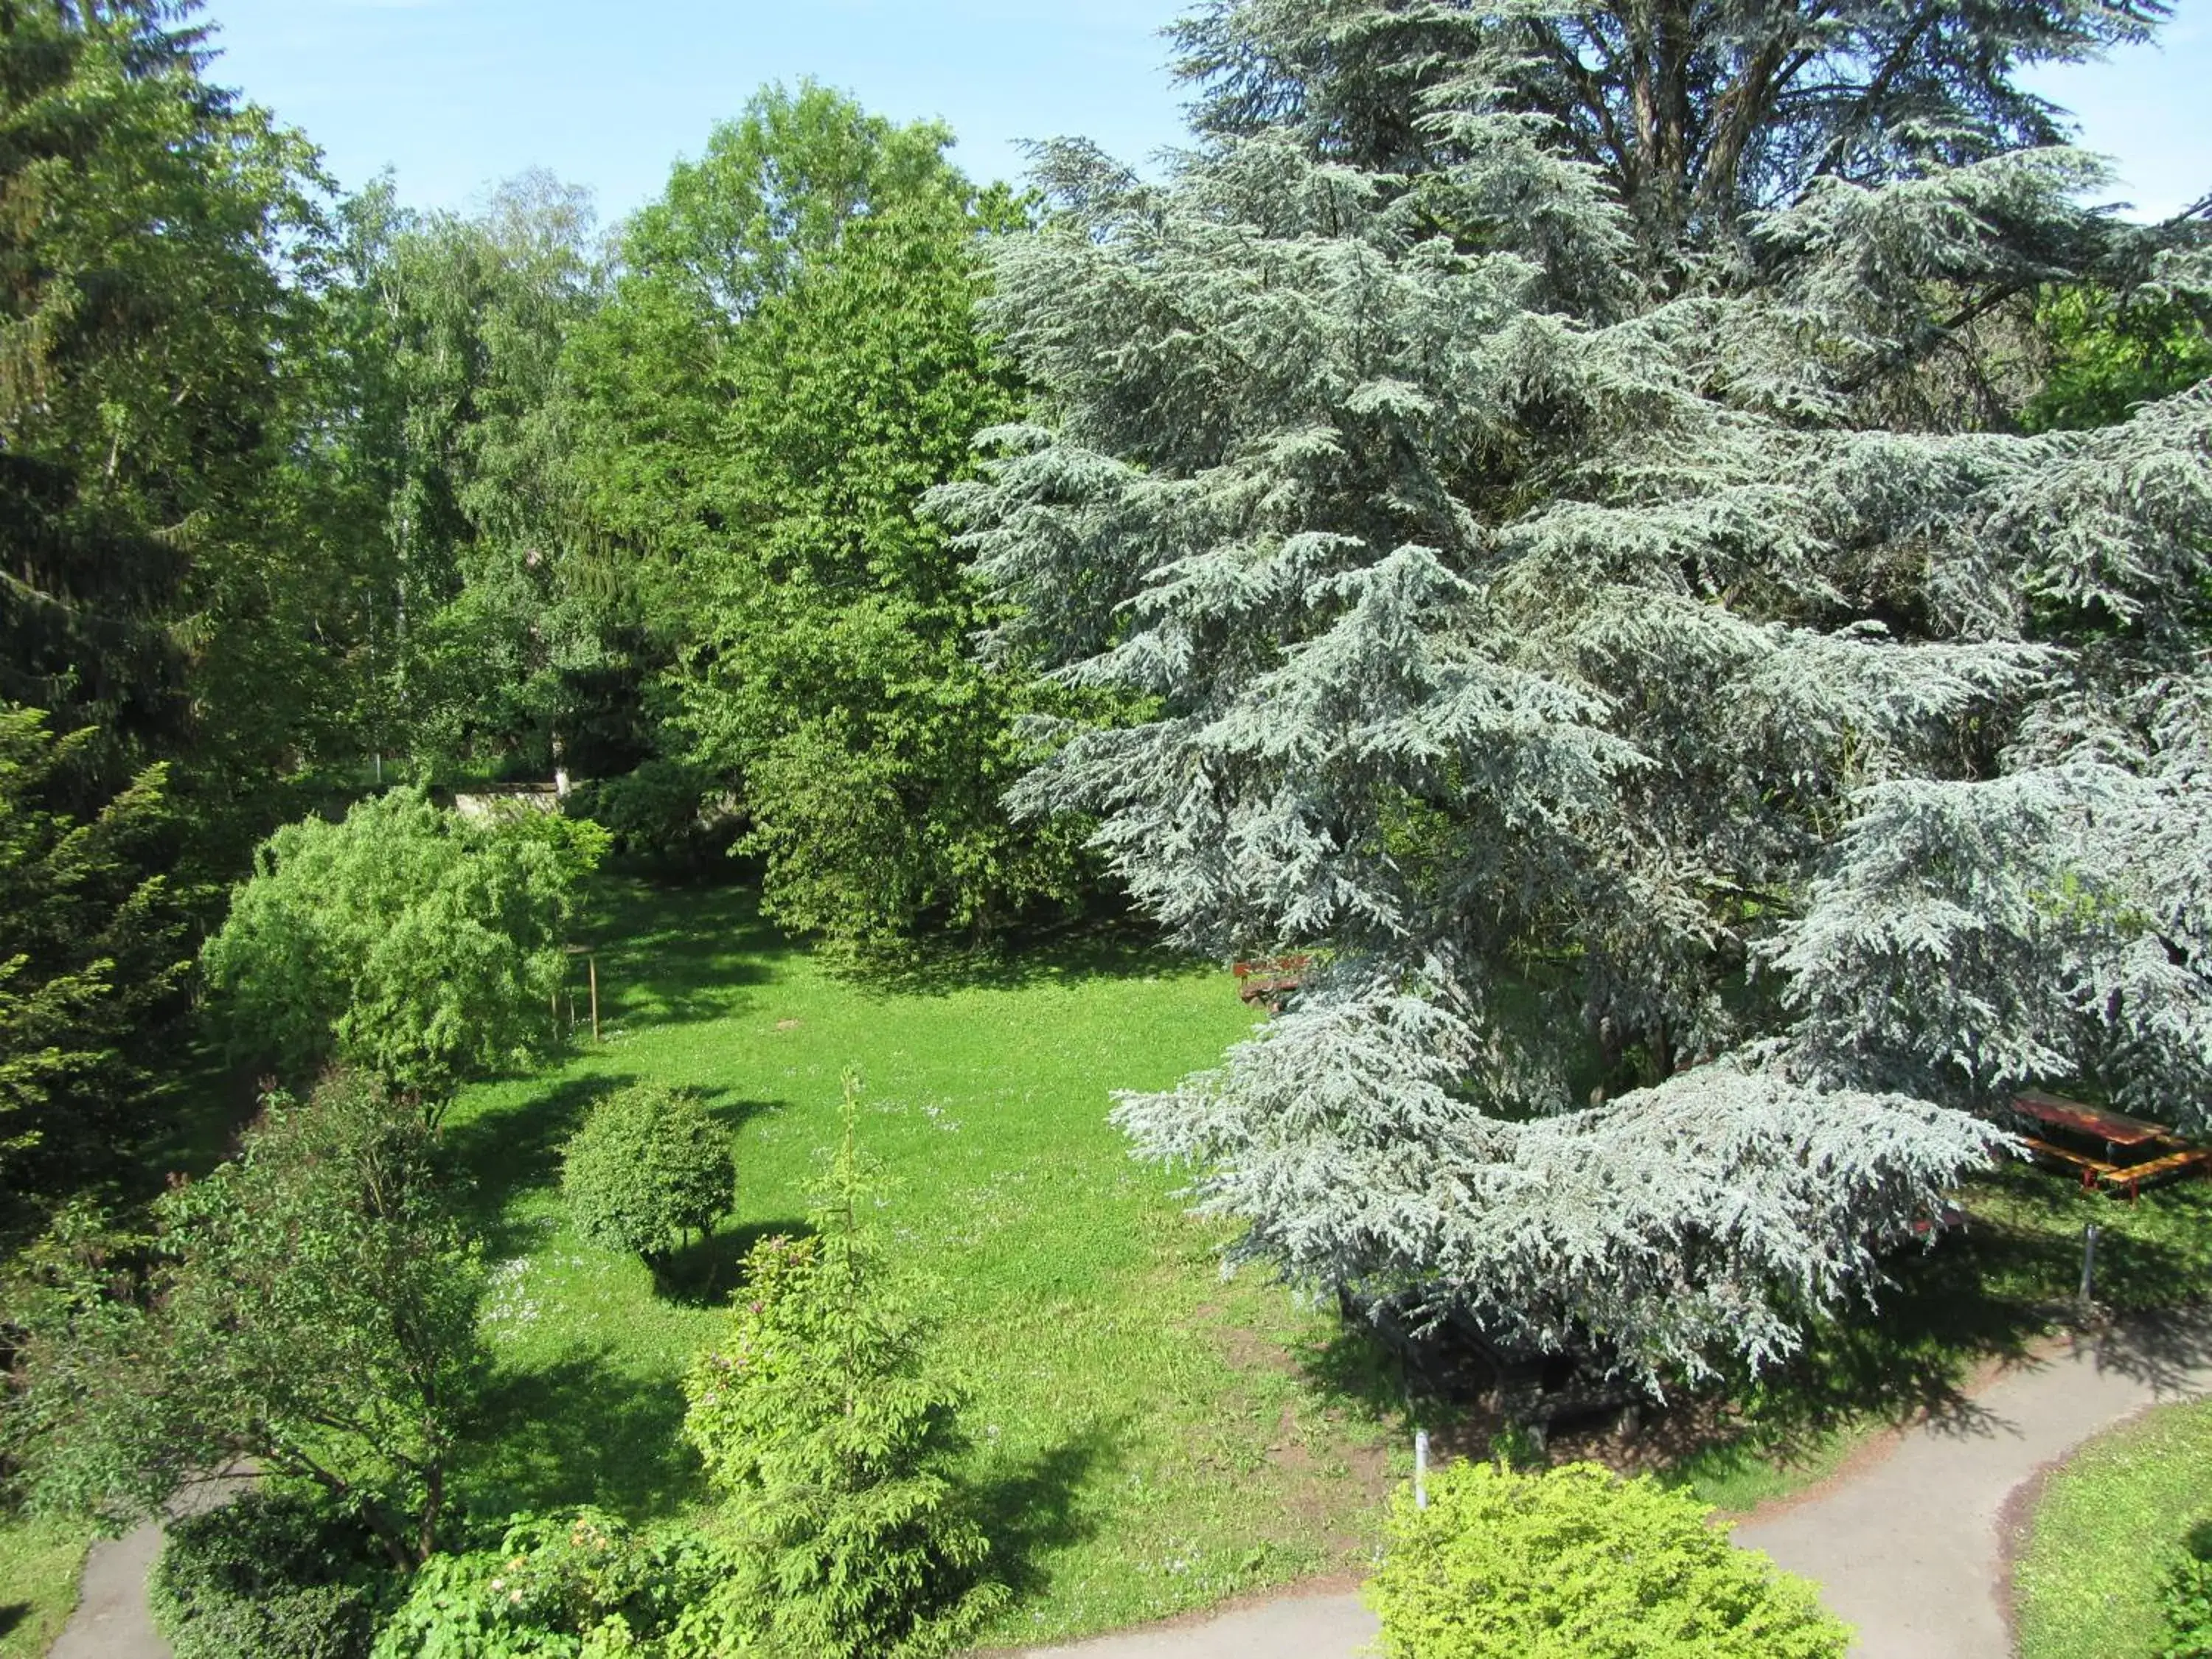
{"left": 1414, "top": 1427, "right": 1430, "bottom": 1510}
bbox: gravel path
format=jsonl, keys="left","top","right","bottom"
{"left": 46, "top": 1469, "right": 254, "bottom": 1659}
{"left": 1015, "top": 1309, "right": 2212, "bottom": 1659}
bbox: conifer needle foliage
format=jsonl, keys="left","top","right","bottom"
{"left": 935, "top": 0, "right": 2212, "bottom": 1379}
{"left": 680, "top": 1077, "right": 1006, "bottom": 1658}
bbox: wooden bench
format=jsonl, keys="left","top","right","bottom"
{"left": 2020, "top": 1135, "right": 2121, "bottom": 1191}
{"left": 1232, "top": 954, "right": 1310, "bottom": 1012}
{"left": 2098, "top": 1146, "right": 2212, "bottom": 1200}
{"left": 2012, "top": 1093, "right": 2212, "bottom": 1201}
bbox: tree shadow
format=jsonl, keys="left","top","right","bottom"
{"left": 835, "top": 912, "right": 1210, "bottom": 1001}
{"left": 442, "top": 1076, "right": 782, "bottom": 1263}
{"left": 462, "top": 1345, "right": 709, "bottom": 1524}
{"left": 0, "top": 1605, "right": 26, "bottom": 1643}
{"left": 969, "top": 1419, "right": 1122, "bottom": 1601}
{"left": 2083, "top": 1307, "right": 2212, "bottom": 1395}
{"left": 651, "top": 1217, "right": 813, "bottom": 1310}
{"left": 570, "top": 877, "right": 785, "bottom": 1030}
{"left": 440, "top": 1073, "right": 642, "bottom": 1255}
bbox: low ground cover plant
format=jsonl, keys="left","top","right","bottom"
{"left": 2164, "top": 1534, "right": 2212, "bottom": 1659}
{"left": 561, "top": 1082, "right": 736, "bottom": 1265}
{"left": 372, "top": 1506, "right": 731, "bottom": 1658}
{"left": 1364, "top": 1460, "right": 1848, "bottom": 1659}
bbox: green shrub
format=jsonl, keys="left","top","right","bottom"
{"left": 371, "top": 1506, "right": 731, "bottom": 1659}
{"left": 1363, "top": 1461, "right": 1850, "bottom": 1659}
{"left": 2162, "top": 1540, "right": 2212, "bottom": 1658}
{"left": 150, "top": 1491, "right": 390, "bottom": 1659}
{"left": 678, "top": 1081, "right": 1006, "bottom": 1658}
{"left": 561, "top": 1083, "right": 735, "bottom": 1263}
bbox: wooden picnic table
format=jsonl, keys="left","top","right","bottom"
{"left": 1232, "top": 954, "right": 1310, "bottom": 1012}
{"left": 2009, "top": 1091, "right": 2212, "bottom": 1200}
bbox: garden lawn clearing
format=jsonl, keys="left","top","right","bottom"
{"left": 2011, "top": 1393, "right": 2212, "bottom": 1659}
{"left": 439, "top": 877, "right": 1405, "bottom": 1648}
{"left": 0, "top": 1514, "right": 91, "bottom": 1659}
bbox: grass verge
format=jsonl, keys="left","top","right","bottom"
{"left": 0, "top": 1514, "right": 91, "bottom": 1659}
{"left": 2012, "top": 1394, "right": 2212, "bottom": 1659}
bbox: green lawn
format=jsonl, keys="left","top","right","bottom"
{"left": 0, "top": 1514, "right": 91, "bottom": 1659}
{"left": 2013, "top": 1395, "right": 2212, "bottom": 1659}
{"left": 442, "top": 877, "right": 1404, "bottom": 1646}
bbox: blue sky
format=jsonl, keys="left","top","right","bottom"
{"left": 203, "top": 1, "right": 2208, "bottom": 229}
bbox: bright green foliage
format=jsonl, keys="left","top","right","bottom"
{"left": 150, "top": 1490, "right": 390, "bottom": 1659}
{"left": 679, "top": 1081, "right": 1006, "bottom": 1658}
{"left": 569, "top": 83, "right": 1086, "bottom": 942}
{"left": 565, "top": 82, "right": 964, "bottom": 567}
{"left": 0, "top": 706, "right": 189, "bottom": 1206}
{"left": 371, "top": 1507, "right": 734, "bottom": 1659}
{"left": 1363, "top": 1461, "right": 1849, "bottom": 1659}
{"left": 318, "top": 173, "right": 655, "bottom": 785}
{"left": 2025, "top": 285, "right": 2212, "bottom": 434}
{"left": 680, "top": 195, "right": 1088, "bottom": 942}
{"left": 199, "top": 789, "right": 602, "bottom": 1113}
{"left": 8, "top": 1071, "right": 485, "bottom": 1566}
{"left": 561, "top": 1082, "right": 735, "bottom": 1263}
{"left": 2164, "top": 1547, "right": 2212, "bottom": 1659}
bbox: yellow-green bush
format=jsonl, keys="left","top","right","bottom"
{"left": 1364, "top": 1461, "right": 1848, "bottom": 1659}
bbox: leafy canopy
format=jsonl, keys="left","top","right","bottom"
{"left": 7, "top": 1071, "right": 487, "bottom": 1567}
{"left": 200, "top": 788, "right": 604, "bottom": 1111}
{"left": 561, "top": 1082, "right": 736, "bottom": 1264}
{"left": 573, "top": 82, "right": 1090, "bottom": 942}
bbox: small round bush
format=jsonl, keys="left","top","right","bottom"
{"left": 562, "top": 1082, "right": 736, "bottom": 1262}
{"left": 150, "top": 1491, "right": 388, "bottom": 1659}
{"left": 1363, "top": 1460, "right": 1850, "bottom": 1659}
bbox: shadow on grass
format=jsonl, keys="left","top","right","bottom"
{"left": 573, "top": 879, "right": 783, "bottom": 1030}
{"left": 835, "top": 912, "right": 1205, "bottom": 1001}
{"left": 464, "top": 1346, "right": 709, "bottom": 1523}
{"left": 972, "top": 1419, "right": 1121, "bottom": 1601}
{"left": 0, "top": 1605, "right": 25, "bottom": 1643}
{"left": 650, "top": 1217, "right": 813, "bottom": 1310}
{"left": 1282, "top": 1161, "right": 2212, "bottom": 1484}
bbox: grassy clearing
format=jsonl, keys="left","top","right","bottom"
{"left": 443, "top": 877, "right": 1404, "bottom": 1646}
{"left": 2013, "top": 1395, "right": 2212, "bottom": 1659}
{"left": 0, "top": 1513, "right": 90, "bottom": 1659}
